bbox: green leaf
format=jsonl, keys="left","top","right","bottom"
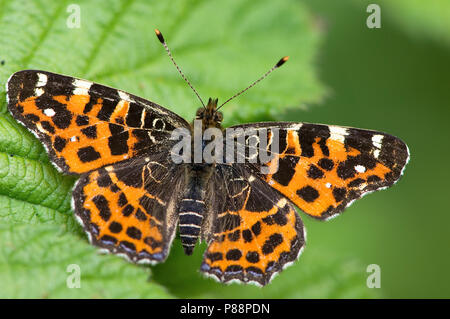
{"left": 0, "top": 0, "right": 378, "bottom": 298}
{"left": 0, "top": 223, "right": 172, "bottom": 298}
{"left": 0, "top": 0, "right": 325, "bottom": 124}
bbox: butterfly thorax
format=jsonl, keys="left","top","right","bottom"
{"left": 194, "top": 97, "right": 223, "bottom": 130}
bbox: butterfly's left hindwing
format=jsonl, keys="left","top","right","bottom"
{"left": 6, "top": 70, "right": 189, "bottom": 174}
{"left": 230, "top": 122, "right": 409, "bottom": 220}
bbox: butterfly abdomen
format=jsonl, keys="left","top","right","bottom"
{"left": 178, "top": 164, "right": 213, "bottom": 255}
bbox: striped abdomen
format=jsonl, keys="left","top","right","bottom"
{"left": 178, "top": 164, "right": 212, "bottom": 255}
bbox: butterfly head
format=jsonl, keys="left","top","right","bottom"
{"left": 196, "top": 97, "right": 223, "bottom": 129}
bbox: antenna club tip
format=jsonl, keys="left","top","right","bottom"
{"left": 155, "top": 29, "right": 165, "bottom": 43}
{"left": 276, "top": 56, "right": 289, "bottom": 68}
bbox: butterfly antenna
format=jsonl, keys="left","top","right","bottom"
{"left": 216, "top": 56, "right": 289, "bottom": 111}
{"left": 155, "top": 29, "right": 205, "bottom": 108}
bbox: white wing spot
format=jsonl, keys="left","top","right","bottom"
{"left": 37, "top": 73, "right": 48, "bottom": 87}
{"left": 73, "top": 79, "right": 92, "bottom": 95}
{"left": 70, "top": 136, "right": 78, "bottom": 142}
{"left": 326, "top": 182, "right": 332, "bottom": 188}
{"left": 35, "top": 88, "right": 44, "bottom": 96}
{"left": 355, "top": 165, "right": 366, "bottom": 173}
{"left": 329, "top": 126, "right": 348, "bottom": 143}
{"left": 118, "top": 91, "right": 134, "bottom": 102}
{"left": 372, "top": 134, "right": 384, "bottom": 148}
{"left": 44, "top": 108, "right": 55, "bottom": 117}
{"left": 374, "top": 149, "right": 380, "bottom": 159}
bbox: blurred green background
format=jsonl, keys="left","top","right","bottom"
{"left": 154, "top": 0, "right": 450, "bottom": 298}
{"left": 299, "top": 0, "right": 450, "bottom": 298}
{"left": 0, "top": 0, "right": 449, "bottom": 298}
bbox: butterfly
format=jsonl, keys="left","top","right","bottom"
{"left": 5, "top": 30, "right": 409, "bottom": 286}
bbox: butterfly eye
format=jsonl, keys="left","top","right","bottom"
{"left": 214, "top": 112, "right": 223, "bottom": 122}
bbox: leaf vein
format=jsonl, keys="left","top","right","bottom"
{"left": 81, "top": 0, "right": 136, "bottom": 75}
{"left": 21, "top": 1, "right": 68, "bottom": 68}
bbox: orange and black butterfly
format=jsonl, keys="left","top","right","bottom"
{"left": 6, "top": 30, "right": 409, "bottom": 286}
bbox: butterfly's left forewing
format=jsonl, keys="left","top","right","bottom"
{"left": 7, "top": 70, "right": 189, "bottom": 174}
